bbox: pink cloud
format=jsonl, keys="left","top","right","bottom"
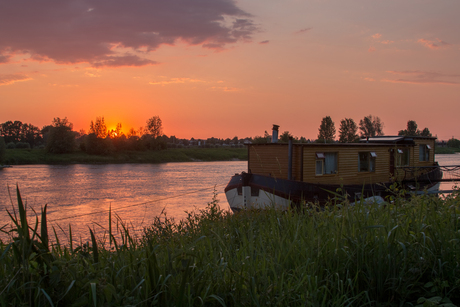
{"left": 259, "top": 40, "right": 269, "bottom": 44}
{"left": 417, "top": 38, "right": 451, "bottom": 49}
{"left": 295, "top": 28, "right": 312, "bottom": 34}
{"left": 0, "top": 74, "right": 32, "bottom": 86}
{"left": 368, "top": 46, "right": 376, "bottom": 52}
{"left": 384, "top": 70, "right": 460, "bottom": 85}
{"left": 371, "top": 33, "right": 382, "bottom": 39}
{"left": 0, "top": 0, "right": 257, "bottom": 67}
{"left": 0, "top": 54, "right": 12, "bottom": 63}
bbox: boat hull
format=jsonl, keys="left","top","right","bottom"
{"left": 224, "top": 170, "right": 442, "bottom": 212}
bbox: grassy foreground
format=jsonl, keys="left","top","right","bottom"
{"left": 3, "top": 147, "right": 248, "bottom": 165}
{"left": 1, "top": 189, "right": 460, "bottom": 306}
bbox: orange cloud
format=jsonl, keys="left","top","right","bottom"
{"left": 417, "top": 38, "right": 451, "bottom": 49}
{"left": 0, "top": 73, "right": 32, "bottom": 86}
{"left": 368, "top": 46, "right": 376, "bottom": 52}
{"left": 149, "top": 77, "right": 207, "bottom": 86}
{"left": 383, "top": 70, "right": 460, "bottom": 85}
{"left": 371, "top": 33, "right": 382, "bottom": 39}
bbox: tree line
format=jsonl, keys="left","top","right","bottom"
{"left": 0, "top": 115, "right": 439, "bottom": 162}
{"left": 315, "top": 115, "right": 432, "bottom": 143}
{"left": 251, "top": 115, "right": 433, "bottom": 145}
{"left": 0, "top": 116, "right": 248, "bottom": 159}
{"left": 0, "top": 116, "right": 167, "bottom": 155}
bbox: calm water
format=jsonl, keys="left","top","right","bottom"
{"left": 0, "top": 161, "right": 246, "bottom": 242}
{"left": 1, "top": 154, "right": 459, "bottom": 243}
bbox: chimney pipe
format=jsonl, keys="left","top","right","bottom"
{"left": 272, "top": 124, "right": 279, "bottom": 143}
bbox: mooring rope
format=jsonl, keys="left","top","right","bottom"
{"left": 44, "top": 183, "right": 227, "bottom": 223}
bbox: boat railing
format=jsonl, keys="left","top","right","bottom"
{"left": 397, "top": 164, "right": 460, "bottom": 184}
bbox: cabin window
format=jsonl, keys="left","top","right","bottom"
{"left": 359, "top": 152, "right": 376, "bottom": 172}
{"left": 419, "top": 145, "right": 430, "bottom": 161}
{"left": 396, "top": 148, "right": 410, "bottom": 166}
{"left": 316, "top": 152, "right": 338, "bottom": 175}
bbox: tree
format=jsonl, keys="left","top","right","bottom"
{"left": 447, "top": 138, "right": 460, "bottom": 148}
{"left": 85, "top": 133, "right": 114, "bottom": 155}
{"left": 359, "top": 115, "right": 384, "bottom": 138}
{"left": 45, "top": 117, "right": 76, "bottom": 154}
{"left": 338, "top": 118, "right": 359, "bottom": 143}
{"left": 89, "top": 116, "right": 107, "bottom": 138}
{"left": 146, "top": 116, "right": 163, "bottom": 138}
{"left": 21, "top": 123, "right": 42, "bottom": 147}
{"left": 317, "top": 116, "right": 336, "bottom": 143}
{"left": 280, "top": 131, "right": 294, "bottom": 143}
{"left": 398, "top": 120, "right": 432, "bottom": 137}
{"left": 1, "top": 120, "right": 23, "bottom": 143}
{"left": 109, "top": 123, "right": 124, "bottom": 138}
{"left": 420, "top": 127, "right": 432, "bottom": 137}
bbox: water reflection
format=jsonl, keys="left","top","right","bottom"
{"left": 1, "top": 155, "right": 459, "bottom": 243}
{"left": 0, "top": 162, "right": 246, "bottom": 242}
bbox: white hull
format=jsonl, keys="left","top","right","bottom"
{"left": 225, "top": 187, "right": 291, "bottom": 211}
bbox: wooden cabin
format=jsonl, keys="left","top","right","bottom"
{"left": 247, "top": 136, "right": 437, "bottom": 186}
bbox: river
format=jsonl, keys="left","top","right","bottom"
{"left": 0, "top": 161, "right": 246, "bottom": 242}
{"left": 1, "top": 154, "right": 459, "bottom": 243}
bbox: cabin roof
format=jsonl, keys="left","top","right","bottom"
{"left": 359, "top": 135, "right": 436, "bottom": 144}
{"left": 249, "top": 142, "right": 408, "bottom": 147}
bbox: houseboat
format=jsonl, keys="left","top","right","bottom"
{"left": 225, "top": 125, "right": 442, "bottom": 212}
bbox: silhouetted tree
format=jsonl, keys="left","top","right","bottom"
{"left": 85, "top": 133, "right": 114, "bottom": 155}
{"left": 317, "top": 116, "right": 336, "bottom": 143}
{"left": 447, "top": 138, "right": 460, "bottom": 148}
{"left": 280, "top": 131, "right": 294, "bottom": 143}
{"left": 338, "top": 118, "right": 359, "bottom": 143}
{"left": 146, "top": 116, "right": 163, "bottom": 138}
{"left": 398, "top": 120, "right": 432, "bottom": 137}
{"left": 420, "top": 127, "right": 432, "bottom": 137}
{"left": 89, "top": 116, "right": 108, "bottom": 138}
{"left": 359, "top": 115, "right": 384, "bottom": 138}
{"left": 45, "top": 117, "right": 76, "bottom": 154}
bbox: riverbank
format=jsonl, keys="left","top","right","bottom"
{"left": 1, "top": 188, "right": 459, "bottom": 306}
{"left": 2, "top": 147, "right": 248, "bottom": 165}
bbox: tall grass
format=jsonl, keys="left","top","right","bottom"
{"left": 1, "top": 187, "right": 459, "bottom": 306}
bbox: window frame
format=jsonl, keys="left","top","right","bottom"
{"left": 358, "top": 152, "right": 376, "bottom": 172}
{"left": 396, "top": 148, "right": 410, "bottom": 166}
{"left": 419, "top": 144, "right": 430, "bottom": 162}
{"left": 315, "top": 152, "right": 338, "bottom": 175}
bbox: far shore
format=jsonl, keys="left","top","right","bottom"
{"left": 2, "top": 147, "right": 248, "bottom": 165}
{"left": 2, "top": 146, "right": 458, "bottom": 166}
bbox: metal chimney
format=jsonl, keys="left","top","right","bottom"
{"left": 272, "top": 124, "right": 279, "bottom": 143}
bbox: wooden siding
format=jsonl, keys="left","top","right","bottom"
{"left": 302, "top": 146, "right": 391, "bottom": 185}
{"left": 248, "top": 137, "right": 436, "bottom": 186}
{"left": 248, "top": 145, "right": 303, "bottom": 180}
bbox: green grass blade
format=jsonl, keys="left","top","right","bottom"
{"left": 89, "top": 228, "right": 99, "bottom": 263}
{"left": 40, "top": 204, "right": 49, "bottom": 251}
{"left": 41, "top": 288, "right": 55, "bottom": 307}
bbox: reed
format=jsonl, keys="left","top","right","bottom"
{"left": 0, "top": 187, "right": 459, "bottom": 306}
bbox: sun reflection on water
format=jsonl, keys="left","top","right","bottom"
{"left": 0, "top": 162, "right": 246, "bottom": 244}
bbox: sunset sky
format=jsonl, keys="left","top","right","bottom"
{"left": 1, "top": 0, "right": 459, "bottom": 140}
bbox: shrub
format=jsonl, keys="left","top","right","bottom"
{"left": 6, "top": 142, "right": 15, "bottom": 149}
{"left": 0, "top": 137, "right": 5, "bottom": 163}
{"left": 85, "top": 133, "right": 114, "bottom": 155}
{"left": 15, "top": 142, "right": 31, "bottom": 149}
